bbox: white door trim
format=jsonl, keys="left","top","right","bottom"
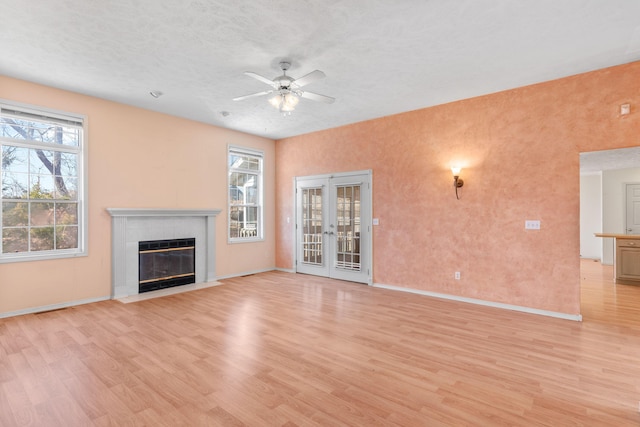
{"left": 294, "top": 169, "right": 373, "bottom": 284}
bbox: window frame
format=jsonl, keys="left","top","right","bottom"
{"left": 227, "top": 145, "right": 263, "bottom": 243}
{"left": 0, "top": 99, "right": 88, "bottom": 263}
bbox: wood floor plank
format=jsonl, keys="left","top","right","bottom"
{"left": 1, "top": 259, "right": 640, "bottom": 425}
{"left": 33, "top": 393, "right": 94, "bottom": 427}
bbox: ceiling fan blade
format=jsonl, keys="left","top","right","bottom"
{"left": 233, "top": 90, "right": 273, "bottom": 101}
{"left": 293, "top": 70, "right": 326, "bottom": 88}
{"left": 244, "top": 71, "right": 276, "bottom": 87}
{"left": 301, "top": 91, "right": 335, "bottom": 104}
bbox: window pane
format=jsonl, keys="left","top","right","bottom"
{"left": 243, "top": 157, "right": 259, "bottom": 171}
{"left": 31, "top": 202, "right": 54, "bottom": 226}
{"left": 2, "top": 146, "right": 28, "bottom": 173}
{"left": 230, "top": 205, "right": 242, "bottom": 222}
{"left": 30, "top": 149, "right": 52, "bottom": 173}
{"left": 56, "top": 225, "right": 78, "bottom": 249}
{"left": 0, "top": 118, "right": 80, "bottom": 147}
{"left": 30, "top": 226, "right": 54, "bottom": 251}
{"left": 245, "top": 206, "right": 258, "bottom": 223}
{"left": 229, "top": 154, "right": 242, "bottom": 168}
{"left": 30, "top": 175, "right": 55, "bottom": 199}
{"left": 56, "top": 203, "right": 78, "bottom": 225}
{"left": 229, "top": 154, "right": 259, "bottom": 171}
{"left": 230, "top": 172, "right": 258, "bottom": 205}
{"left": 245, "top": 180, "right": 258, "bottom": 204}
{"left": 54, "top": 176, "right": 77, "bottom": 200}
{"left": 229, "top": 207, "right": 242, "bottom": 239}
{"left": 229, "top": 206, "right": 258, "bottom": 238}
{"left": 229, "top": 181, "right": 243, "bottom": 203}
{"left": 59, "top": 153, "right": 78, "bottom": 177}
{"left": 2, "top": 227, "right": 28, "bottom": 253}
{"left": 2, "top": 171, "right": 28, "bottom": 198}
{"left": 60, "top": 128, "right": 81, "bottom": 147}
{"left": 230, "top": 171, "right": 245, "bottom": 189}
{"left": 2, "top": 202, "right": 28, "bottom": 226}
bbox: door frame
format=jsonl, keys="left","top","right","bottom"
{"left": 293, "top": 169, "right": 373, "bottom": 285}
{"left": 625, "top": 182, "right": 640, "bottom": 235}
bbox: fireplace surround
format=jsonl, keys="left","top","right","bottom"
{"left": 107, "top": 208, "right": 221, "bottom": 298}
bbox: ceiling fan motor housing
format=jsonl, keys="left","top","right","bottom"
{"left": 276, "top": 62, "right": 294, "bottom": 89}
{"left": 276, "top": 77, "right": 294, "bottom": 89}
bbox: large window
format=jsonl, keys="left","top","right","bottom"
{"left": 228, "top": 146, "right": 263, "bottom": 242}
{"left": 1, "top": 102, "right": 86, "bottom": 262}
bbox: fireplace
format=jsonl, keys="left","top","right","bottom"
{"left": 107, "top": 208, "right": 221, "bottom": 299}
{"left": 138, "top": 238, "right": 196, "bottom": 293}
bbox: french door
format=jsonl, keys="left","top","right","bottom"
{"left": 295, "top": 171, "right": 371, "bottom": 284}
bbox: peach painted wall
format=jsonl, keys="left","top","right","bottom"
{"left": 0, "top": 75, "right": 275, "bottom": 315}
{"left": 276, "top": 61, "right": 640, "bottom": 316}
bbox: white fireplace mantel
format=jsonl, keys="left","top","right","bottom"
{"left": 107, "top": 208, "right": 221, "bottom": 299}
{"left": 107, "top": 208, "right": 222, "bottom": 218}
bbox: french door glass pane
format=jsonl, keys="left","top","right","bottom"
{"left": 335, "top": 185, "right": 361, "bottom": 271}
{"left": 302, "top": 187, "right": 323, "bottom": 265}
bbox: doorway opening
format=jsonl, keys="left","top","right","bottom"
{"left": 579, "top": 146, "right": 640, "bottom": 317}
{"left": 580, "top": 147, "right": 640, "bottom": 263}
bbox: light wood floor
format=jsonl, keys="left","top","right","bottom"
{"left": 1, "top": 259, "right": 639, "bottom": 426}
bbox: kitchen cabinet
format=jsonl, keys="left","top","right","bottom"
{"left": 594, "top": 234, "right": 640, "bottom": 285}
{"left": 616, "top": 238, "right": 640, "bottom": 284}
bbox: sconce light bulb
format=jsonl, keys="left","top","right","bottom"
{"left": 451, "top": 167, "right": 462, "bottom": 176}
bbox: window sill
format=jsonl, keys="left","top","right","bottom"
{"left": 228, "top": 237, "right": 264, "bottom": 244}
{"left": 0, "top": 249, "right": 87, "bottom": 264}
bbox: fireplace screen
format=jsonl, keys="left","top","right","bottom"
{"left": 138, "top": 238, "right": 195, "bottom": 293}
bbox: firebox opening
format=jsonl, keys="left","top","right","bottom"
{"left": 138, "top": 238, "right": 195, "bottom": 293}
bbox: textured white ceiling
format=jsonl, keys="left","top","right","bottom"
{"left": 580, "top": 147, "right": 640, "bottom": 173}
{"left": 1, "top": 0, "right": 640, "bottom": 140}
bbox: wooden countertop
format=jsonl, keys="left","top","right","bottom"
{"left": 594, "top": 233, "right": 640, "bottom": 239}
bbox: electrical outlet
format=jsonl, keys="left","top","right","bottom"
{"left": 455, "top": 271, "right": 461, "bottom": 280}
{"left": 525, "top": 220, "right": 541, "bottom": 230}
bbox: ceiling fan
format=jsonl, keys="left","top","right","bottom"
{"left": 233, "top": 61, "right": 335, "bottom": 114}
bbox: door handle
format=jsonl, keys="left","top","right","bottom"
{"left": 323, "top": 231, "right": 334, "bottom": 235}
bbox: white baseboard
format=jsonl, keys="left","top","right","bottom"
{"left": 0, "top": 296, "right": 111, "bottom": 319}
{"left": 373, "top": 283, "right": 582, "bottom": 322}
{"left": 275, "top": 267, "right": 296, "bottom": 273}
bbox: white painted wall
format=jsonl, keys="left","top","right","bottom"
{"left": 580, "top": 173, "right": 602, "bottom": 260}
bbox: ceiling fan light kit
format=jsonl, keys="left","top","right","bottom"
{"left": 269, "top": 91, "right": 299, "bottom": 115}
{"left": 234, "top": 61, "right": 334, "bottom": 115}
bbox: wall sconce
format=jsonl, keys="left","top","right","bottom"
{"left": 451, "top": 167, "right": 464, "bottom": 200}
